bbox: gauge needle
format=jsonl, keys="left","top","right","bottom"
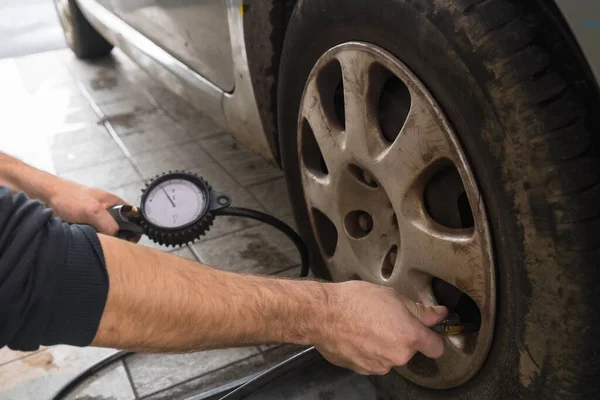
{"left": 162, "top": 188, "right": 176, "bottom": 207}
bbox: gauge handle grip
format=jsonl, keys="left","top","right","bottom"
{"left": 107, "top": 205, "right": 144, "bottom": 240}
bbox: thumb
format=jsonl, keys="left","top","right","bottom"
{"left": 405, "top": 301, "right": 448, "bottom": 327}
{"left": 90, "top": 208, "right": 120, "bottom": 236}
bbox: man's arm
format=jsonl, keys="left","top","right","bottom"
{"left": 0, "top": 151, "right": 60, "bottom": 201}
{"left": 0, "top": 151, "right": 125, "bottom": 235}
{"left": 94, "top": 234, "right": 448, "bottom": 375}
{"left": 0, "top": 152, "right": 448, "bottom": 375}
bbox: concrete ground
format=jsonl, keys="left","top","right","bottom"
{"left": 0, "top": 48, "right": 304, "bottom": 400}
{"left": 0, "top": 0, "right": 67, "bottom": 59}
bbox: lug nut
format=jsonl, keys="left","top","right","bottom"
{"left": 345, "top": 210, "right": 373, "bottom": 239}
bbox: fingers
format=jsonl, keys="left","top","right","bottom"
{"left": 403, "top": 300, "right": 447, "bottom": 359}
{"left": 413, "top": 327, "right": 445, "bottom": 359}
{"left": 317, "top": 348, "right": 392, "bottom": 376}
{"left": 101, "top": 193, "right": 129, "bottom": 208}
{"left": 404, "top": 301, "right": 448, "bottom": 327}
{"left": 87, "top": 203, "right": 120, "bottom": 236}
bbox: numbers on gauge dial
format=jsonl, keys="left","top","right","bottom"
{"left": 144, "top": 179, "right": 205, "bottom": 228}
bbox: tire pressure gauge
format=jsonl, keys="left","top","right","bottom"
{"left": 108, "top": 171, "right": 231, "bottom": 246}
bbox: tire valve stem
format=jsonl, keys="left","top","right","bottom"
{"left": 431, "top": 313, "right": 475, "bottom": 336}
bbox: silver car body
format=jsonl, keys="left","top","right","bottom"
{"left": 76, "top": 0, "right": 599, "bottom": 163}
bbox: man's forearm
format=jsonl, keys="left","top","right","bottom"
{"left": 93, "top": 234, "right": 330, "bottom": 351}
{"left": 0, "top": 152, "right": 57, "bottom": 202}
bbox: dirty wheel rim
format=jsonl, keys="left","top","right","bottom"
{"left": 297, "top": 42, "right": 496, "bottom": 389}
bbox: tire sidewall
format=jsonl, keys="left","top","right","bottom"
{"left": 278, "top": 1, "right": 526, "bottom": 398}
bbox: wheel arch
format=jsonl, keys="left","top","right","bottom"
{"left": 243, "top": 0, "right": 298, "bottom": 167}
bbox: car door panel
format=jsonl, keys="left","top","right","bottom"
{"left": 96, "top": 0, "right": 235, "bottom": 92}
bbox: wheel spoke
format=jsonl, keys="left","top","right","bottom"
{"left": 337, "top": 167, "right": 387, "bottom": 213}
{"left": 399, "top": 219, "right": 489, "bottom": 308}
{"left": 300, "top": 169, "right": 337, "bottom": 224}
{"left": 374, "top": 94, "right": 455, "bottom": 195}
{"left": 301, "top": 80, "right": 344, "bottom": 163}
{"left": 336, "top": 50, "right": 385, "bottom": 159}
{"left": 347, "top": 228, "right": 398, "bottom": 282}
{"left": 326, "top": 237, "right": 364, "bottom": 280}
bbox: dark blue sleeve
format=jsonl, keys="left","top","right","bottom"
{"left": 0, "top": 186, "right": 109, "bottom": 351}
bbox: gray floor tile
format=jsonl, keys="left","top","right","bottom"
{"left": 64, "top": 361, "right": 136, "bottom": 400}
{"left": 282, "top": 214, "right": 298, "bottom": 231}
{"left": 48, "top": 124, "right": 109, "bottom": 146}
{"left": 110, "top": 49, "right": 142, "bottom": 73}
{"left": 111, "top": 180, "right": 145, "bottom": 206}
{"left": 247, "top": 178, "right": 293, "bottom": 218}
{"left": 66, "top": 54, "right": 124, "bottom": 79}
{"left": 169, "top": 246, "right": 198, "bottom": 261}
{"left": 132, "top": 143, "right": 213, "bottom": 179}
{"left": 45, "top": 103, "right": 102, "bottom": 135}
{"left": 88, "top": 80, "right": 149, "bottom": 106}
{"left": 201, "top": 185, "right": 264, "bottom": 241}
{"left": 181, "top": 117, "right": 222, "bottom": 139}
{"left": 75, "top": 64, "right": 149, "bottom": 105}
{"left": 16, "top": 51, "right": 73, "bottom": 93}
{"left": 69, "top": 51, "right": 139, "bottom": 81}
{"left": 0, "top": 348, "right": 44, "bottom": 367}
{"left": 102, "top": 107, "right": 174, "bottom": 137}
{"left": 199, "top": 134, "right": 283, "bottom": 186}
{"left": 97, "top": 92, "right": 157, "bottom": 116}
{"left": 191, "top": 222, "right": 301, "bottom": 274}
{"left": 121, "top": 65, "right": 158, "bottom": 89}
{"left": 142, "top": 345, "right": 310, "bottom": 400}
{"left": 50, "top": 127, "right": 124, "bottom": 174}
{"left": 59, "top": 158, "right": 140, "bottom": 190}
{"left": 0, "top": 346, "right": 117, "bottom": 400}
{"left": 146, "top": 84, "right": 221, "bottom": 138}
{"left": 141, "top": 353, "right": 267, "bottom": 400}
{"left": 125, "top": 347, "right": 260, "bottom": 397}
{"left": 31, "top": 81, "right": 88, "bottom": 108}
{"left": 120, "top": 127, "right": 194, "bottom": 155}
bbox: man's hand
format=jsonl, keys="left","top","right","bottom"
{"left": 315, "top": 281, "right": 447, "bottom": 375}
{"left": 1, "top": 152, "right": 129, "bottom": 236}
{"left": 47, "top": 180, "right": 127, "bottom": 236}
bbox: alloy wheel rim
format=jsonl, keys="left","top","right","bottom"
{"left": 297, "top": 42, "right": 496, "bottom": 389}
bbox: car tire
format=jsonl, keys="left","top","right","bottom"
{"left": 54, "top": 0, "right": 113, "bottom": 59}
{"left": 277, "top": 0, "right": 599, "bottom": 398}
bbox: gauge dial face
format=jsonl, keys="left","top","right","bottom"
{"left": 143, "top": 179, "right": 206, "bottom": 228}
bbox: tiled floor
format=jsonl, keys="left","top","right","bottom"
{"left": 0, "top": 48, "right": 301, "bottom": 400}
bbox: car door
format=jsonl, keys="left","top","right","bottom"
{"left": 96, "top": 0, "right": 235, "bottom": 92}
